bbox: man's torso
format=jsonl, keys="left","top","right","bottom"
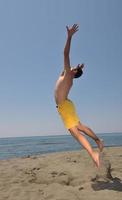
{"left": 54, "top": 70, "right": 73, "bottom": 105}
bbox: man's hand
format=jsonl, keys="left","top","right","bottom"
{"left": 66, "top": 24, "right": 79, "bottom": 38}
{"left": 64, "top": 24, "right": 79, "bottom": 71}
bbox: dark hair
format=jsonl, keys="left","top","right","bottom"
{"left": 74, "top": 68, "right": 83, "bottom": 78}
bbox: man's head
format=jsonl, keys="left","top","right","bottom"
{"left": 71, "top": 64, "right": 84, "bottom": 78}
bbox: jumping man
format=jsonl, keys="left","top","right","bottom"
{"left": 54, "top": 24, "right": 103, "bottom": 168}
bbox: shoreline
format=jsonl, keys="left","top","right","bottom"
{"left": 0, "top": 145, "right": 122, "bottom": 161}
{"left": 0, "top": 147, "right": 122, "bottom": 200}
{"left": 0, "top": 131, "right": 122, "bottom": 139}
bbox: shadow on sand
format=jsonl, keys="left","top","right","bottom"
{"left": 91, "top": 177, "right": 122, "bottom": 192}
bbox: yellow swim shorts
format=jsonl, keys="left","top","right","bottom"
{"left": 57, "top": 99, "right": 80, "bottom": 129}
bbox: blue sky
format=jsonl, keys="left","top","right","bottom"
{"left": 0, "top": 0, "right": 122, "bottom": 137}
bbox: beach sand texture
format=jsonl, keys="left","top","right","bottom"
{"left": 0, "top": 147, "right": 122, "bottom": 200}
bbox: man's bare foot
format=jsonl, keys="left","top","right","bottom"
{"left": 92, "top": 151, "right": 100, "bottom": 168}
{"left": 95, "top": 139, "right": 104, "bottom": 152}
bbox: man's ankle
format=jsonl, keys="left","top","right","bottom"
{"left": 95, "top": 137, "right": 99, "bottom": 142}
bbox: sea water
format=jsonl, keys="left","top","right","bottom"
{"left": 0, "top": 132, "right": 122, "bottom": 160}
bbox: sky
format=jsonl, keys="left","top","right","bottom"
{"left": 0, "top": 0, "right": 122, "bottom": 138}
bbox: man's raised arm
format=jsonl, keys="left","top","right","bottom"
{"left": 64, "top": 24, "right": 79, "bottom": 71}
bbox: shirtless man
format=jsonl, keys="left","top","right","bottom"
{"left": 54, "top": 24, "right": 103, "bottom": 168}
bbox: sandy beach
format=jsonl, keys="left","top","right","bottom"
{"left": 0, "top": 147, "right": 122, "bottom": 200}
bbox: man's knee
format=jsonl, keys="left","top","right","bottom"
{"left": 69, "top": 127, "right": 77, "bottom": 134}
{"left": 69, "top": 127, "right": 81, "bottom": 138}
{"left": 78, "top": 123, "right": 91, "bottom": 132}
{"left": 77, "top": 123, "right": 86, "bottom": 132}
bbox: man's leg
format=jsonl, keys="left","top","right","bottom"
{"left": 69, "top": 126, "right": 100, "bottom": 168}
{"left": 76, "top": 122, "right": 104, "bottom": 152}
